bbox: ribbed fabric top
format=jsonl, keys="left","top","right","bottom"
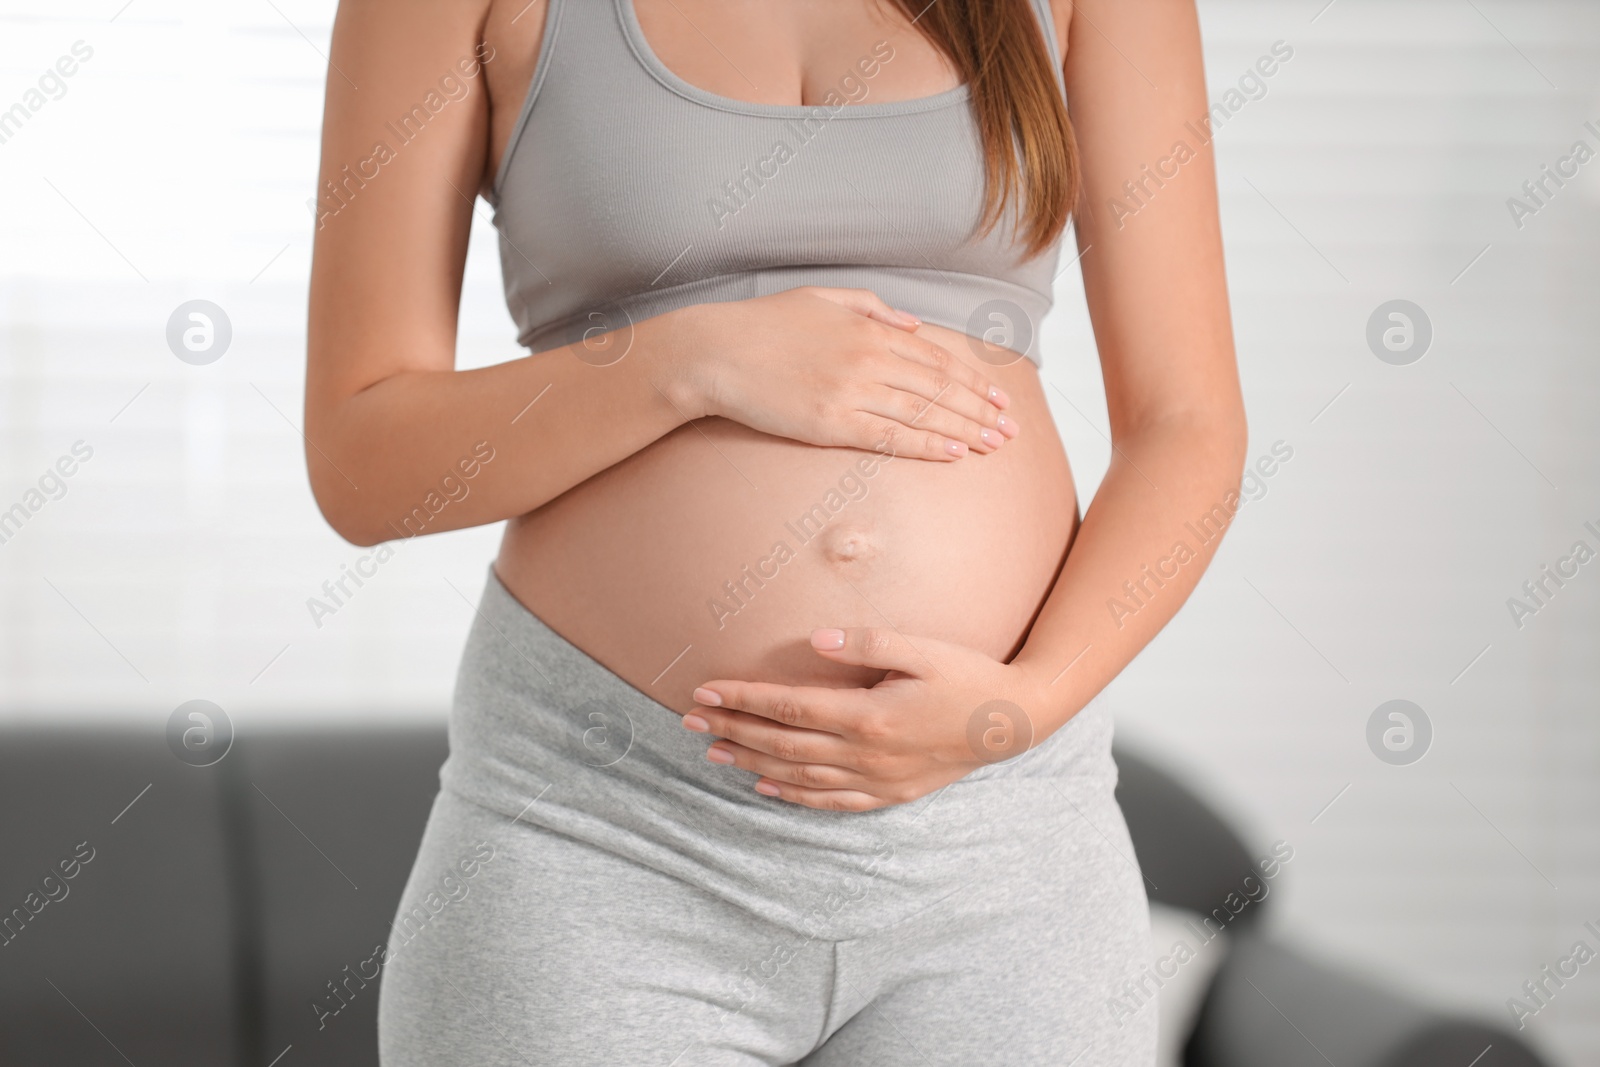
{"left": 488, "top": 0, "right": 1068, "bottom": 365}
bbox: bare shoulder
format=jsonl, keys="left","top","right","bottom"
{"left": 1049, "top": 0, "right": 1072, "bottom": 61}
{"left": 309, "top": 0, "right": 498, "bottom": 394}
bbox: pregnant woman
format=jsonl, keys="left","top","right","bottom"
{"left": 306, "top": 0, "right": 1243, "bottom": 1063}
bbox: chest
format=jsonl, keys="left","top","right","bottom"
{"left": 481, "top": 0, "right": 1071, "bottom": 186}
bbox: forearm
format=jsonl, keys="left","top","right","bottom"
{"left": 305, "top": 309, "right": 702, "bottom": 546}
{"left": 1011, "top": 411, "right": 1247, "bottom": 732}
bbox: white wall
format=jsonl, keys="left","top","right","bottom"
{"left": 0, "top": 0, "right": 513, "bottom": 717}
{"left": 1, "top": 1, "right": 1595, "bottom": 1063}
{"left": 1053, "top": 4, "right": 1600, "bottom": 1063}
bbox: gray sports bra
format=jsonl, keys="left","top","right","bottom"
{"left": 488, "top": 0, "right": 1068, "bottom": 366}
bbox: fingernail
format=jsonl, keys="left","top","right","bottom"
{"left": 944, "top": 439, "right": 967, "bottom": 457}
{"left": 997, "top": 414, "right": 1019, "bottom": 439}
{"left": 811, "top": 628, "right": 846, "bottom": 650}
{"left": 693, "top": 687, "right": 723, "bottom": 707}
{"left": 988, "top": 386, "right": 1010, "bottom": 408}
{"left": 706, "top": 746, "right": 735, "bottom": 764}
{"left": 980, "top": 428, "right": 1003, "bottom": 448}
{"left": 755, "top": 781, "right": 782, "bottom": 797}
{"left": 682, "top": 714, "right": 710, "bottom": 732}
{"left": 895, "top": 308, "right": 921, "bottom": 327}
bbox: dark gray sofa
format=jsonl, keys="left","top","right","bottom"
{"left": 0, "top": 725, "right": 1551, "bottom": 1066}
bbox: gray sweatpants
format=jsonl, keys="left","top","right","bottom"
{"left": 376, "top": 570, "right": 1157, "bottom": 1065}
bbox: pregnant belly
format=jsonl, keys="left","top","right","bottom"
{"left": 494, "top": 322, "right": 1079, "bottom": 715}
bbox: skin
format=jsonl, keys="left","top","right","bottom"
{"left": 306, "top": 0, "right": 1246, "bottom": 813}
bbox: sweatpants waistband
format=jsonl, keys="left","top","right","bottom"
{"left": 439, "top": 567, "right": 1121, "bottom": 939}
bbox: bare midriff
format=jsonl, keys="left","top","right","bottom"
{"left": 493, "top": 321, "right": 1078, "bottom": 714}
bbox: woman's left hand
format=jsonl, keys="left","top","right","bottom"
{"left": 684, "top": 627, "right": 1056, "bottom": 812}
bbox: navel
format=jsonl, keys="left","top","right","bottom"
{"left": 820, "top": 522, "right": 877, "bottom": 565}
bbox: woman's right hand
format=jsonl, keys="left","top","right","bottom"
{"left": 664, "top": 287, "right": 1019, "bottom": 461}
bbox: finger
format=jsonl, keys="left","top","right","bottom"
{"left": 881, "top": 338, "right": 1002, "bottom": 427}
{"left": 692, "top": 681, "right": 854, "bottom": 735}
{"left": 683, "top": 707, "right": 853, "bottom": 764}
{"left": 877, "top": 345, "right": 1019, "bottom": 442}
{"left": 752, "top": 780, "right": 888, "bottom": 812}
{"left": 887, "top": 333, "right": 1012, "bottom": 412}
{"left": 706, "top": 741, "right": 863, "bottom": 790}
{"left": 849, "top": 415, "right": 969, "bottom": 462}
{"left": 804, "top": 287, "right": 920, "bottom": 331}
{"left": 809, "top": 627, "right": 936, "bottom": 675}
{"left": 882, "top": 370, "right": 1019, "bottom": 443}
{"left": 860, "top": 386, "right": 1005, "bottom": 454}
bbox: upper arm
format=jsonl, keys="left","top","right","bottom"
{"left": 305, "top": 0, "right": 496, "bottom": 416}
{"left": 1059, "top": 0, "right": 1243, "bottom": 439}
